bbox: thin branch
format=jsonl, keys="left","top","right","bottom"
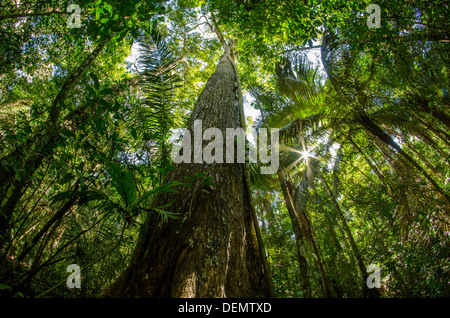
{"left": 0, "top": 10, "right": 69, "bottom": 21}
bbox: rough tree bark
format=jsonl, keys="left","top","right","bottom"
{"left": 103, "top": 36, "right": 273, "bottom": 298}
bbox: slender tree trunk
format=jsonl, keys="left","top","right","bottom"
{"left": 411, "top": 113, "right": 450, "bottom": 150}
{"left": 103, "top": 44, "right": 272, "bottom": 298}
{"left": 16, "top": 189, "right": 79, "bottom": 264}
{"left": 317, "top": 170, "right": 380, "bottom": 298}
{"left": 347, "top": 136, "right": 395, "bottom": 195}
{"left": 255, "top": 100, "right": 312, "bottom": 298}
{"left": 287, "top": 157, "right": 336, "bottom": 299}
{"left": 292, "top": 182, "right": 333, "bottom": 298}
{"left": 277, "top": 170, "right": 312, "bottom": 298}
{"left": 357, "top": 113, "right": 450, "bottom": 204}
{"left": 413, "top": 96, "right": 450, "bottom": 131}
{"left": 0, "top": 36, "right": 112, "bottom": 242}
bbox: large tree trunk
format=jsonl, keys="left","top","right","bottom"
{"left": 103, "top": 49, "right": 272, "bottom": 297}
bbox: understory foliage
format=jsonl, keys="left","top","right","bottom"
{"left": 0, "top": 0, "right": 449, "bottom": 297}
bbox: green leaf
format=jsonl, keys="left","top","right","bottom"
{"left": 50, "top": 190, "right": 81, "bottom": 204}
{"left": 99, "top": 98, "right": 109, "bottom": 109}
{"left": 89, "top": 72, "right": 100, "bottom": 90}
{"left": 203, "top": 180, "right": 215, "bottom": 187}
{"left": 50, "top": 190, "right": 108, "bottom": 205}
{"left": 59, "top": 172, "right": 74, "bottom": 185}
{"left": 195, "top": 172, "right": 206, "bottom": 178}
{"left": 124, "top": 172, "right": 137, "bottom": 207}
{"left": 142, "top": 132, "right": 151, "bottom": 141}
{"left": 130, "top": 128, "right": 137, "bottom": 140}
{"left": 60, "top": 128, "right": 76, "bottom": 139}
{"left": 100, "top": 88, "right": 113, "bottom": 96}
{"left": 0, "top": 284, "right": 10, "bottom": 290}
{"left": 86, "top": 85, "right": 97, "bottom": 97}
{"left": 153, "top": 207, "right": 179, "bottom": 222}
{"left": 106, "top": 162, "right": 137, "bottom": 207}
{"left": 135, "top": 181, "right": 184, "bottom": 207}
{"left": 94, "top": 118, "right": 106, "bottom": 134}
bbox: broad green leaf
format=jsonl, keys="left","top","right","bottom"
{"left": 100, "top": 88, "right": 113, "bottom": 96}
{"left": 130, "top": 128, "right": 137, "bottom": 140}
{"left": 135, "top": 181, "right": 185, "bottom": 207}
{"left": 89, "top": 72, "right": 100, "bottom": 90}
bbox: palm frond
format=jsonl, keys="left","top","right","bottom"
{"left": 135, "top": 30, "right": 181, "bottom": 167}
